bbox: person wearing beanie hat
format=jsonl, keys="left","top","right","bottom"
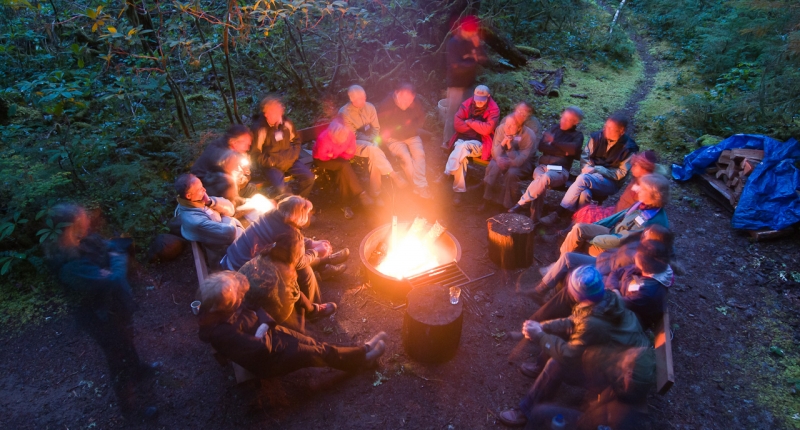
{"left": 437, "top": 84, "right": 500, "bottom": 204}
{"left": 442, "top": 16, "right": 487, "bottom": 149}
{"left": 499, "top": 265, "right": 649, "bottom": 427}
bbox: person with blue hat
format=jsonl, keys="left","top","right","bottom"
{"left": 499, "top": 266, "right": 649, "bottom": 427}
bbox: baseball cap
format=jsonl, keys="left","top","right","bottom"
{"left": 473, "top": 85, "right": 490, "bottom": 102}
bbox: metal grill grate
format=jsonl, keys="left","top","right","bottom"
{"left": 404, "top": 261, "right": 484, "bottom": 316}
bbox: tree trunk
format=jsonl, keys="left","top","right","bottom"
{"left": 223, "top": 0, "right": 242, "bottom": 123}
{"left": 609, "top": 0, "right": 627, "bottom": 34}
{"left": 481, "top": 22, "right": 528, "bottom": 67}
{"left": 193, "top": 12, "right": 234, "bottom": 124}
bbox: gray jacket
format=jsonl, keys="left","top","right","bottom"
{"left": 175, "top": 197, "right": 243, "bottom": 246}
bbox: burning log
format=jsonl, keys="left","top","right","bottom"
{"left": 487, "top": 213, "right": 535, "bottom": 269}
{"left": 402, "top": 284, "right": 463, "bottom": 363}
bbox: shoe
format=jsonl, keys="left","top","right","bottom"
{"left": 342, "top": 207, "right": 355, "bottom": 219}
{"left": 310, "top": 302, "right": 338, "bottom": 320}
{"left": 508, "top": 204, "right": 524, "bottom": 214}
{"left": 466, "top": 182, "right": 484, "bottom": 193}
{"left": 366, "top": 331, "right": 389, "bottom": 349}
{"left": 519, "top": 362, "right": 543, "bottom": 378}
{"left": 415, "top": 187, "right": 433, "bottom": 199}
{"left": 453, "top": 194, "right": 462, "bottom": 205}
{"left": 434, "top": 172, "right": 449, "bottom": 184}
{"left": 358, "top": 192, "right": 374, "bottom": 207}
{"left": 318, "top": 263, "right": 347, "bottom": 280}
{"left": 322, "top": 248, "right": 350, "bottom": 265}
{"left": 389, "top": 172, "right": 409, "bottom": 189}
{"left": 365, "top": 340, "right": 386, "bottom": 364}
{"left": 498, "top": 408, "right": 527, "bottom": 427}
{"left": 539, "top": 212, "right": 560, "bottom": 226}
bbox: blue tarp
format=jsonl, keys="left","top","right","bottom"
{"left": 672, "top": 134, "right": 800, "bottom": 230}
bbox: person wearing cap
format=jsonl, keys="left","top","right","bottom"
{"left": 508, "top": 107, "right": 585, "bottom": 221}
{"left": 438, "top": 84, "right": 500, "bottom": 204}
{"left": 570, "top": 150, "right": 661, "bottom": 225}
{"left": 377, "top": 84, "right": 432, "bottom": 199}
{"left": 479, "top": 106, "right": 538, "bottom": 210}
{"left": 250, "top": 95, "right": 315, "bottom": 198}
{"left": 338, "top": 85, "right": 407, "bottom": 204}
{"left": 498, "top": 266, "right": 650, "bottom": 427}
{"left": 443, "top": 15, "right": 487, "bottom": 149}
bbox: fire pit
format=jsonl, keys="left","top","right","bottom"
{"left": 359, "top": 219, "right": 462, "bottom": 301}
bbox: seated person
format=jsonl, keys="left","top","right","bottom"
{"left": 339, "top": 85, "right": 407, "bottom": 202}
{"left": 509, "top": 107, "right": 585, "bottom": 222}
{"left": 527, "top": 224, "right": 674, "bottom": 304}
{"left": 437, "top": 85, "right": 500, "bottom": 205}
{"left": 540, "top": 113, "right": 639, "bottom": 225}
{"left": 499, "top": 266, "right": 650, "bottom": 427}
{"left": 530, "top": 240, "right": 672, "bottom": 324}
{"left": 524, "top": 345, "right": 656, "bottom": 430}
{"left": 191, "top": 125, "right": 255, "bottom": 198}
{"left": 203, "top": 149, "right": 247, "bottom": 206}
{"left": 313, "top": 117, "right": 375, "bottom": 219}
{"left": 250, "top": 95, "right": 315, "bottom": 198}
{"left": 239, "top": 231, "right": 337, "bottom": 332}
{"left": 377, "top": 83, "right": 431, "bottom": 199}
{"left": 479, "top": 107, "right": 537, "bottom": 210}
{"left": 572, "top": 150, "right": 660, "bottom": 224}
{"left": 175, "top": 173, "right": 244, "bottom": 262}
{"left": 222, "top": 196, "right": 341, "bottom": 304}
{"left": 606, "top": 241, "right": 673, "bottom": 328}
{"left": 197, "top": 271, "right": 387, "bottom": 379}
{"left": 558, "top": 173, "right": 670, "bottom": 257}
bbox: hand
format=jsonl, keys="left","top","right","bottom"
{"left": 255, "top": 323, "right": 269, "bottom": 339}
{"left": 312, "top": 240, "right": 332, "bottom": 258}
{"left": 522, "top": 320, "right": 543, "bottom": 340}
{"left": 543, "top": 132, "right": 554, "bottom": 144}
{"left": 581, "top": 165, "right": 595, "bottom": 174}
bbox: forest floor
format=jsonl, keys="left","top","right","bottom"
{"left": 2, "top": 5, "right": 800, "bottom": 430}
{"left": 1, "top": 132, "right": 800, "bottom": 429}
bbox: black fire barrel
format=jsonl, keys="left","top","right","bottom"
{"left": 402, "top": 284, "right": 463, "bottom": 363}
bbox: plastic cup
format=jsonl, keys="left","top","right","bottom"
{"left": 191, "top": 300, "right": 201, "bottom": 315}
{"left": 449, "top": 286, "right": 461, "bottom": 305}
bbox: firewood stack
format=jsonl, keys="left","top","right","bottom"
{"left": 703, "top": 149, "right": 763, "bottom": 206}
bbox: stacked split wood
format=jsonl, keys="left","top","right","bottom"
{"left": 702, "top": 149, "right": 763, "bottom": 206}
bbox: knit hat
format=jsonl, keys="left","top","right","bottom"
{"left": 567, "top": 265, "right": 605, "bottom": 303}
{"left": 473, "top": 85, "right": 490, "bottom": 102}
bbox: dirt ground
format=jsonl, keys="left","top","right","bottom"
{"left": 1, "top": 131, "right": 799, "bottom": 430}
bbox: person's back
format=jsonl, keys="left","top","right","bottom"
{"left": 191, "top": 136, "right": 230, "bottom": 181}
{"left": 223, "top": 210, "right": 296, "bottom": 271}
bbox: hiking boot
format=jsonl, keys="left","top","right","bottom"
{"left": 358, "top": 192, "right": 374, "bottom": 207}
{"left": 342, "top": 207, "right": 355, "bottom": 219}
{"left": 498, "top": 408, "right": 527, "bottom": 427}
{"left": 318, "top": 263, "right": 347, "bottom": 280}
{"left": 538, "top": 212, "right": 560, "bottom": 226}
{"left": 365, "top": 331, "right": 389, "bottom": 363}
{"left": 322, "top": 248, "right": 350, "bottom": 265}
{"left": 519, "top": 362, "right": 544, "bottom": 378}
{"left": 310, "top": 302, "right": 338, "bottom": 320}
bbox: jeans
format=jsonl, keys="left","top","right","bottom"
{"left": 259, "top": 325, "right": 367, "bottom": 377}
{"left": 262, "top": 159, "right": 315, "bottom": 198}
{"left": 386, "top": 136, "right": 427, "bottom": 188}
{"left": 560, "top": 172, "right": 619, "bottom": 211}
{"left": 355, "top": 140, "right": 394, "bottom": 195}
{"left": 540, "top": 252, "right": 598, "bottom": 293}
{"left": 444, "top": 139, "right": 482, "bottom": 192}
{"left": 443, "top": 87, "right": 468, "bottom": 144}
{"left": 519, "top": 165, "right": 570, "bottom": 219}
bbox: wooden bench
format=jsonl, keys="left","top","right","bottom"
{"left": 654, "top": 309, "right": 675, "bottom": 395}
{"left": 191, "top": 241, "right": 256, "bottom": 384}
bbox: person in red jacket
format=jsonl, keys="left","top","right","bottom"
{"left": 312, "top": 117, "right": 375, "bottom": 219}
{"left": 437, "top": 85, "right": 500, "bottom": 204}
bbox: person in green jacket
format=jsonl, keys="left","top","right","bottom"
{"left": 558, "top": 173, "right": 670, "bottom": 257}
{"left": 499, "top": 266, "right": 650, "bottom": 427}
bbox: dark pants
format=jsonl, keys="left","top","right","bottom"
{"left": 260, "top": 325, "right": 367, "bottom": 377}
{"left": 263, "top": 160, "right": 315, "bottom": 197}
{"left": 539, "top": 252, "right": 597, "bottom": 293}
{"left": 75, "top": 308, "right": 142, "bottom": 414}
{"left": 531, "top": 286, "right": 577, "bottom": 322}
{"left": 296, "top": 262, "right": 320, "bottom": 304}
{"left": 315, "top": 158, "right": 364, "bottom": 202}
{"left": 519, "top": 359, "right": 584, "bottom": 419}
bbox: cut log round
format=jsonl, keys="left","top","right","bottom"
{"left": 402, "top": 285, "right": 463, "bottom": 363}
{"left": 487, "top": 213, "right": 535, "bottom": 269}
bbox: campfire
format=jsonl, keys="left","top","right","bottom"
{"left": 359, "top": 218, "right": 462, "bottom": 300}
